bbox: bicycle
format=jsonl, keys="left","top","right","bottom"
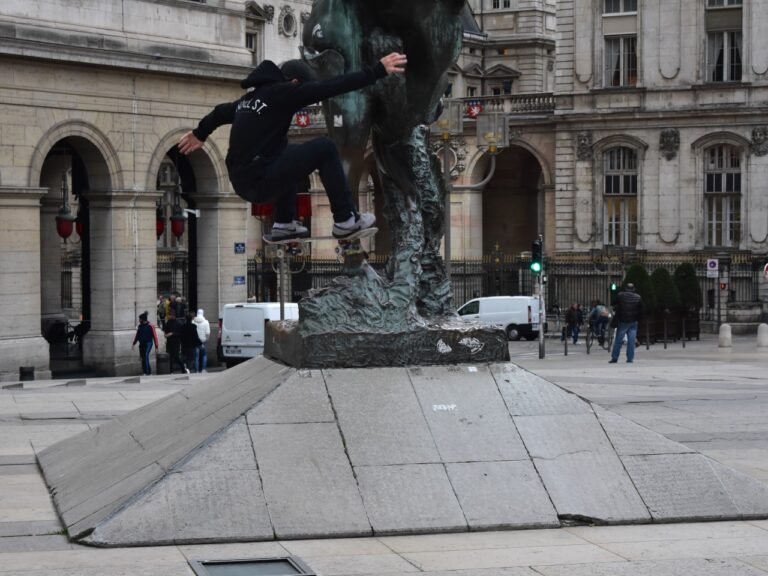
{"left": 585, "top": 320, "right": 611, "bottom": 354}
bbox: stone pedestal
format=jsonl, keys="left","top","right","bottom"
{"left": 265, "top": 320, "right": 509, "bottom": 368}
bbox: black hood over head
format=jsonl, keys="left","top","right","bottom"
{"left": 240, "top": 60, "right": 285, "bottom": 89}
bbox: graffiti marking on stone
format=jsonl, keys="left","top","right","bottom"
{"left": 459, "top": 337, "right": 484, "bottom": 354}
{"left": 437, "top": 339, "right": 452, "bottom": 354}
{"left": 432, "top": 404, "right": 457, "bottom": 412}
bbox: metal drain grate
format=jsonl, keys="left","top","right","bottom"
{"left": 189, "top": 556, "right": 315, "bottom": 576}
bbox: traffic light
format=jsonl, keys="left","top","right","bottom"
{"left": 530, "top": 239, "right": 543, "bottom": 273}
{"left": 610, "top": 281, "right": 619, "bottom": 292}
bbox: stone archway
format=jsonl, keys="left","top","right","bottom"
{"left": 37, "top": 135, "right": 115, "bottom": 374}
{"left": 481, "top": 145, "right": 545, "bottom": 256}
{"left": 149, "top": 132, "right": 247, "bottom": 366}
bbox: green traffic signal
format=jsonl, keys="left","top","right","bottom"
{"left": 610, "top": 282, "right": 618, "bottom": 291}
{"left": 530, "top": 239, "right": 543, "bottom": 273}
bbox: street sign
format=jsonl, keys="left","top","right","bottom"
{"left": 233, "top": 276, "right": 245, "bottom": 286}
{"left": 706, "top": 258, "right": 719, "bottom": 278}
{"left": 234, "top": 242, "right": 245, "bottom": 254}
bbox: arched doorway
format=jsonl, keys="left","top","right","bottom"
{"left": 482, "top": 145, "right": 543, "bottom": 256}
{"left": 38, "top": 137, "right": 108, "bottom": 373}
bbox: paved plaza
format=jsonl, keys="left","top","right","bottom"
{"left": 1, "top": 334, "right": 767, "bottom": 575}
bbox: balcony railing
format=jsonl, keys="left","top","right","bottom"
{"left": 459, "top": 93, "right": 556, "bottom": 116}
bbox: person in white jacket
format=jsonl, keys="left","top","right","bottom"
{"left": 192, "top": 309, "right": 211, "bottom": 373}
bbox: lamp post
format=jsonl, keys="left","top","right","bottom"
{"left": 436, "top": 100, "right": 464, "bottom": 278}
{"left": 55, "top": 173, "right": 76, "bottom": 241}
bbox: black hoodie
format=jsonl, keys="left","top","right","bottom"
{"left": 192, "top": 60, "right": 387, "bottom": 181}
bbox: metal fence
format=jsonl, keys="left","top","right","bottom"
{"left": 157, "top": 250, "right": 188, "bottom": 297}
{"left": 248, "top": 253, "right": 765, "bottom": 320}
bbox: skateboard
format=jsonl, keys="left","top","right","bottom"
{"left": 262, "top": 226, "right": 377, "bottom": 247}
{"left": 263, "top": 227, "right": 377, "bottom": 277}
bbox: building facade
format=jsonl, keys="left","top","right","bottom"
{"left": 554, "top": 0, "right": 768, "bottom": 257}
{"left": 0, "top": 0, "right": 313, "bottom": 379}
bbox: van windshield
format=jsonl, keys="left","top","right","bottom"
{"left": 223, "top": 308, "right": 263, "bottom": 330}
{"left": 458, "top": 301, "right": 479, "bottom": 315}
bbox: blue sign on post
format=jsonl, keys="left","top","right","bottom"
{"left": 234, "top": 242, "right": 246, "bottom": 254}
{"left": 233, "top": 276, "right": 246, "bottom": 286}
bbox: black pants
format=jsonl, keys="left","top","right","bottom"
{"left": 167, "top": 339, "right": 187, "bottom": 373}
{"left": 231, "top": 138, "right": 355, "bottom": 224}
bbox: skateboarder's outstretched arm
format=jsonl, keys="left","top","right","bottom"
{"left": 178, "top": 101, "right": 237, "bottom": 155}
{"left": 286, "top": 52, "right": 407, "bottom": 109}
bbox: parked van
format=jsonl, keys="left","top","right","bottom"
{"left": 218, "top": 302, "right": 299, "bottom": 367}
{"left": 456, "top": 296, "right": 545, "bottom": 341}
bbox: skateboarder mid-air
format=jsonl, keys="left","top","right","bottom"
{"left": 179, "top": 52, "right": 407, "bottom": 240}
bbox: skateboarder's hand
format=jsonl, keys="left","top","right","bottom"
{"left": 380, "top": 52, "right": 407, "bottom": 75}
{"left": 178, "top": 131, "right": 203, "bottom": 155}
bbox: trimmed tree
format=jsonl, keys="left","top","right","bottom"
{"left": 622, "top": 263, "right": 656, "bottom": 313}
{"left": 673, "top": 263, "right": 703, "bottom": 312}
{"left": 650, "top": 267, "right": 681, "bottom": 313}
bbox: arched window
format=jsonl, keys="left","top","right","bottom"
{"left": 603, "top": 147, "right": 638, "bottom": 246}
{"left": 704, "top": 144, "right": 741, "bottom": 246}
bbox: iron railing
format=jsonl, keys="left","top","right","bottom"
{"left": 247, "top": 253, "right": 765, "bottom": 321}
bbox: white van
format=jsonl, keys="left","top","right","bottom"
{"left": 218, "top": 302, "right": 299, "bottom": 367}
{"left": 457, "top": 296, "right": 545, "bottom": 341}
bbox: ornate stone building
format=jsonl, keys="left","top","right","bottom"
{"left": 554, "top": 0, "right": 768, "bottom": 257}
{"left": 0, "top": 0, "right": 312, "bottom": 379}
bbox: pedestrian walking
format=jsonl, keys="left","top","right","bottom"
{"left": 588, "top": 300, "right": 610, "bottom": 346}
{"left": 181, "top": 311, "right": 202, "bottom": 372}
{"left": 131, "top": 311, "right": 158, "bottom": 375}
{"left": 563, "top": 303, "right": 580, "bottom": 344}
{"left": 163, "top": 311, "right": 190, "bottom": 374}
{"left": 192, "top": 308, "right": 211, "bottom": 373}
{"left": 609, "top": 283, "right": 644, "bottom": 364}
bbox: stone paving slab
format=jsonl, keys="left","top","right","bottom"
{"left": 400, "top": 543, "right": 625, "bottom": 571}
{"left": 594, "top": 407, "right": 696, "bottom": 456}
{"left": 533, "top": 558, "right": 768, "bottom": 576}
{"left": 491, "top": 364, "right": 592, "bottom": 416}
{"left": 355, "top": 464, "right": 466, "bottom": 535}
{"left": 0, "top": 520, "right": 62, "bottom": 537}
{"left": 379, "top": 529, "right": 586, "bottom": 553}
{"left": 37, "top": 357, "right": 293, "bottom": 541}
{"left": 325, "top": 368, "right": 439, "bottom": 466}
{"left": 445, "top": 461, "right": 558, "bottom": 529}
{"left": 179, "top": 418, "right": 257, "bottom": 473}
{"left": 251, "top": 422, "right": 370, "bottom": 539}
{"left": 621, "top": 454, "right": 742, "bottom": 521}
{"left": 247, "top": 368, "right": 334, "bottom": 424}
{"left": 88, "top": 469, "right": 273, "bottom": 545}
{"left": 516, "top": 413, "right": 650, "bottom": 523}
{"left": 409, "top": 366, "right": 528, "bottom": 462}
{"left": 298, "top": 552, "right": 421, "bottom": 575}
{"left": 0, "top": 534, "right": 73, "bottom": 553}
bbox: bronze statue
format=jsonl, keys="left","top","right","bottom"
{"left": 298, "top": 0, "right": 465, "bottom": 333}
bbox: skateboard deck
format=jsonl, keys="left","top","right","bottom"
{"left": 263, "top": 227, "right": 377, "bottom": 246}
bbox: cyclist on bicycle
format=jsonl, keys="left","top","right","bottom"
{"left": 588, "top": 300, "right": 610, "bottom": 346}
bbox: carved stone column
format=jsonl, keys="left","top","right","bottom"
{"left": 0, "top": 187, "right": 51, "bottom": 381}
{"left": 82, "top": 190, "right": 161, "bottom": 376}
{"left": 194, "top": 194, "right": 249, "bottom": 355}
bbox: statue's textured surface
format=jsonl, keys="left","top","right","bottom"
{"left": 299, "top": 0, "right": 465, "bottom": 334}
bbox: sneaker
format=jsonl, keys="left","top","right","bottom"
{"left": 332, "top": 212, "right": 376, "bottom": 239}
{"left": 608, "top": 359, "right": 617, "bottom": 364}
{"left": 185, "top": 367, "right": 190, "bottom": 374}
{"left": 271, "top": 220, "right": 309, "bottom": 240}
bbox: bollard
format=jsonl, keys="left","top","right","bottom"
{"left": 757, "top": 323, "right": 768, "bottom": 349}
{"left": 718, "top": 323, "right": 732, "bottom": 348}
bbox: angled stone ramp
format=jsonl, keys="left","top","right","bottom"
{"left": 37, "top": 357, "right": 295, "bottom": 540}
{"left": 39, "top": 362, "right": 768, "bottom": 547}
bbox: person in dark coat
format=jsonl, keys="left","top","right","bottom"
{"left": 181, "top": 311, "right": 202, "bottom": 372}
{"left": 131, "top": 311, "right": 158, "bottom": 375}
{"left": 163, "top": 311, "right": 189, "bottom": 374}
{"left": 178, "top": 52, "right": 407, "bottom": 240}
{"left": 610, "top": 283, "right": 645, "bottom": 364}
